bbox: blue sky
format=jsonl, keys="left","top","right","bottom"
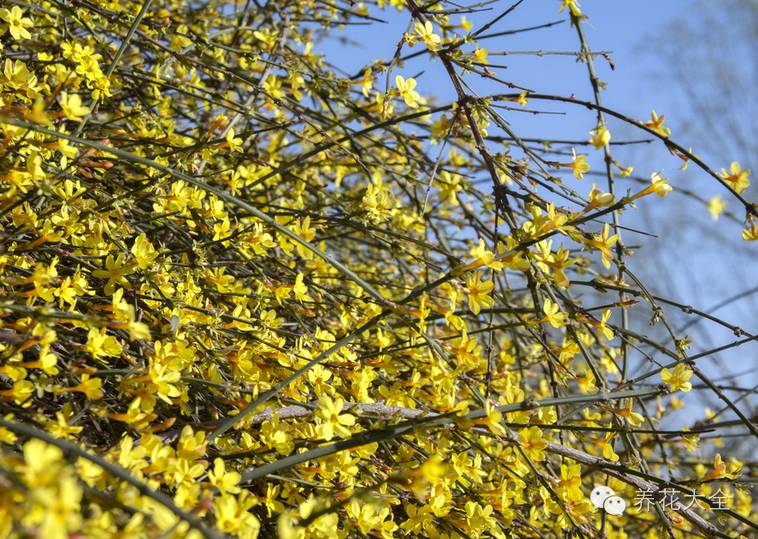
{"left": 319, "top": 1, "right": 687, "bottom": 123}
{"left": 316, "top": 1, "right": 757, "bottom": 399}
{"left": 317, "top": 1, "right": 702, "bottom": 178}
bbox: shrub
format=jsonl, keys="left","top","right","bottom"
{"left": 0, "top": 1, "right": 755, "bottom": 538}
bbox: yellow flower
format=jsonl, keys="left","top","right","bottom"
{"left": 616, "top": 163, "right": 634, "bottom": 176}
{"left": 131, "top": 232, "right": 158, "bottom": 270}
{"left": 92, "top": 253, "right": 132, "bottom": 294}
{"left": 208, "top": 458, "right": 241, "bottom": 495}
{"left": 3, "top": 58, "right": 38, "bottom": 93}
{"left": 112, "top": 288, "right": 151, "bottom": 340}
{"left": 560, "top": 0, "right": 583, "bottom": 17}
{"left": 261, "top": 483, "right": 285, "bottom": 517}
{"left": 213, "top": 494, "right": 261, "bottom": 537}
{"left": 598, "top": 309, "right": 614, "bottom": 341}
{"left": 226, "top": 128, "right": 243, "bottom": 152}
{"left": 465, "top": 271, "right": 494, "bottom": 315}
{"left": 644, "top": 110, "right": 671, "bottom": 136}
{"left": 571, "top": 148, "right": 590, "bottom": 179}
{"left": 719, "top": 161, "right": 750, "bottom": 194}
{"left": 316, "top": 395, "right": 356, "bottom": 441}
{"left": 414, "top": 21, "right": 441, "bottom": 50}
{"left": 558, "top": 464, "right": 583, "bottom": 501}
{"left": 0, "top": 6, "right": 33, "bottom": 41}
{"left": 589, "top": 123, "right": 610, "bottom": 149}
{"left": 292, "top": 272, "right": 312, "bottom": 302}
{"left": 436, "top": 170, "right": 463, "bottom": 206}
{"left": 253, "top": 27, "right": 278, "bottom": 48}
{"left": 633, "top": 172, "right": 672, "bottom": 199}
{"left": 473, "top": 47, "right": 488, "bottom": 64}
{"left": 23, "top": 438, "right": 63, "bottom": 482}
{"left": 702, "top": 453, "right": 738, "bottom": 481}
{"left": 395, "top": 75, "right": 424, "bottom": 108}
{"left": 348, "top": 499, "right": 396, "bottom": 535}
{"left": 587, "top": 183, "right": 614, "bottom": 208}
{"left": 468, "top": 238, "right": 504, "bottom": 271}
{"left": 481, "top": 402, "right": 506, "bottom": 436}
{"left": 0, "top": 380, "right": 35, "bottom": 406}
{"left": 615, "top": 401, "right": 644, "bottom": 427}
{"left": 681, "top": 433, "right": 700, "bottom": 452}
{"left": 506, "top": 91, "right": 529, "bottom": 106}
{"left": 177, "top": 425, "right": 207, "bottom": 460}
{"left": 357, "top": 68, "right": 374, "bottom": 97}
{"left": 518, "top": 426, "right": 547, "bottom": 461}
{"left": 542, "top": 298, "right": 567, "bottom": 328}
{"left": 47, "top": 411, "right": 84, "bottom": 439}
{"left": 743, "top": 224, "right": 758, "bottom": 241}
{"left": 55, "top": 276, "right": 79, "bottom": 310}
{"left": 50, "top": 372, "right": 104, "bottom": 401}
{"left": 59, "top": 92, "right": 90, "bottom": 121}
{"left": 70, "top": 374, "right": 104, "bottom": 400}
{"left": 279, "top": 495, "right": 336, "bottom": 539}
{"left": 661, "top": 363, "right": 693, "bottom": 392}
{"left": 708, "top": 195, "right": 726, "bottom": 221}
{"left": 601, "top": 436, "right": 619, "bottom": 462}
{"left": 84, "top": 327, "right": 123, "bottom": 360}
{"left": 261, "top": 414, "right": 294, "bottom": 455}
{"left": 148, "top": 358, "right": 182, "bottom": 404}
{"left": 465, "top": 501, "right": 498, "bottom": 536}
{"left": 650, "top": 172, "right": 673, "bottom": 197}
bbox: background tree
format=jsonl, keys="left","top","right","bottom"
{"left": 620, "top": 0, "right": 758, "bottom": 445}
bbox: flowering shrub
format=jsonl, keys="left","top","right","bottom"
{"left": 0, "top": 1, "right": 755, "bottom": 538}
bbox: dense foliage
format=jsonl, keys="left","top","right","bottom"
{"left": 0, "top": 1, "right": 755, "bottom": 538}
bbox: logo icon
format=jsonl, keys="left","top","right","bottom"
{"left": 590, "top": 485, "right": 627, "bottom": 516}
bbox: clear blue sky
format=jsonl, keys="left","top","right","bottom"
{"left": 319, "top": 1, "right": 687, "bottom": 124}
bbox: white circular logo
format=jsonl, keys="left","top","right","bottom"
{"left": 603, "top": 495, "right": 627, "bottom": 516}
{"left": 590, "top": 485, "right": 616, "bottom": 509}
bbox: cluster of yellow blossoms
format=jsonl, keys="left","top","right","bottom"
{"left": 0, "top": 1, "right": 754, "bottom": 538}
